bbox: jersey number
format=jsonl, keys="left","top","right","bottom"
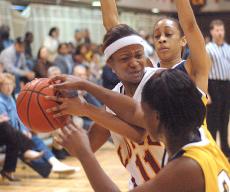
{"left": 136, "top": 150, "right": 160, "bottom": 181}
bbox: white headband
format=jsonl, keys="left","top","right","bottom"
{"left": 104, "top": 35, "right": 145, "bottom": 62}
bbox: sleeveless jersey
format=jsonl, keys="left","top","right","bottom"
{"left": 182, "top": 127, "right": 230, "bottom": 192}
{"left": 106, "top": 67, "right": 166, "bottom": 189}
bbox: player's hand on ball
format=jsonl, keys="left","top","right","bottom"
{"left": 56, "top": 122, "right": 92, "bottom": 158}
{"left": 46, "top": 96, "right": 89, "bottom": 117}
{"left": 48, "top": 74, "right": 86, "bottom": 90}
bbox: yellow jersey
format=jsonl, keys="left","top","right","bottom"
{"left": 182, "top": 127, "right": 230, "bottom": 192}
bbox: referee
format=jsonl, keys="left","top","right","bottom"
{"left": 206, "top": 19, "right": 230, "bottom": 158}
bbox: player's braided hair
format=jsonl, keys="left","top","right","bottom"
{"left": 142, "top": 69, "right": 206, "bottom": 138}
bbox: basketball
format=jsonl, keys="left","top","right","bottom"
{"left": 16, "top": 78, "right": 70, "bottom": 132}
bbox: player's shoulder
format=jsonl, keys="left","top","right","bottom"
{"left": 151, "top": 156, "right": 204, "bottom": 191}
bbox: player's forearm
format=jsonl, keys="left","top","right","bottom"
{"left": 78, "top": 151, "right": 120, "bottom": 192}
{"left": 100, "top": 0, "right": 119, "bottom": 31}
{"left": 85, "top": 104, "right": 146, "bottom": 143}
{"left": 80, "top": 81, "right": 144, "bottom": 127}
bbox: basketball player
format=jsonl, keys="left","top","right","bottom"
{"left": 57, "top": 69, "right": 230, "bottom": 192}
{"left": 47, "top": 0, "right": 211, "bottom": 188}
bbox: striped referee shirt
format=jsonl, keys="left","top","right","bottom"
{"left": 206, "top": 42, "right": 230, "bottom": 80}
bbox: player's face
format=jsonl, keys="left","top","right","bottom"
{"left": 153, "top": 19, "right": 185, "bottom": 64}
{"left": 109, "top": 44, "right": 146, "bottom": 84}
{"left": 141, "top": 101, "right": 162, "bottom": 141}
{"left": 0, "top": 80, "right": 14, "bottom": 96}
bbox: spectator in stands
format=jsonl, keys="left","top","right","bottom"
{"left": 73, "top": 65, "right": 101, "bottom": 130}
{"left": 0, "top": 73, "right": 79, "bottom": 178}
{"left": 0, "top": 25, "right": 14, "bottom": 52}
{"left": 74, "top": 29, "right": 83, "bottom": 48}
{"left": 73, "top": 47, "right": 86, "bottom": 66}
{"left": 54, "top": 43, "right": 75, "bottom": 75}
{"left": 83, "top": 29, "right": 91, "bottom": 44}
{"left": 34, "top": 47, "right": 53, "bottom": 78}
{"left": 24, "top": 32, "right": 35, "bottom": 70}
{"left": 67, "top": 42, "right": 75, "bottom": 55}
{"left": 0, "top": 115, "right": 43, "bottom": 182}
{"left": 76, "top": 43, "right": 92, "bottom": 63}
{"left": 89, "top": 52, "right": 102, "bottom": 84}
{"left": 0, "top": 37, "right": 35, "bottom": 93}
{"left": 46, "top": 66, "right": 68, "bottom": 159}
{"left": 47, "top": 66, "right": 61, "bottom": 78}
{"left": 0, "top": 116, "right": 42, "bottom": 179}
{"left": 102, "top": 65, "right": 120, "bottom": 90}
{"left": 43, "top": 27, "right": 59, "bottom": 62}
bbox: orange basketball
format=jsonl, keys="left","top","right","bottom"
{"left": 16, "top": 78, "right": 70, "bottom": 132}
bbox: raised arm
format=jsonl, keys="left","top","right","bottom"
{"left": 176, "top": 0, "right": 211, "bottom": 93}
{"left": 100, "top": 0, "right": 119, "bottom": 31}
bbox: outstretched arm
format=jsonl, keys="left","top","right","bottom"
{"left": 100, "top": 0, "right": 119, "bottom": 31}
{"left": 49, "top": 76, "right": 147, "bottom": 128}
{"left": 46, "top": 96, "right": 146, "bottom": 143}
{"left": 176, "top": 0, "right": 211, "bottom": 93}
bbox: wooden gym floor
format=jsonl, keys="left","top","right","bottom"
{"left": 0, "top": 142, "right": 129, "bottom": 192}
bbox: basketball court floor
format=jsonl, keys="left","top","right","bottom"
{"left": 0, "top": 142, "right": 129, "bottom": 192}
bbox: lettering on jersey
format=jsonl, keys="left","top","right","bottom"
{"left": 144, "top": 150, "right": 160, "bottom": 173}
{"left": 136, "top": 154, "right": 150, "bottom": 181}
{"left": 146, "top": 136, "right": 161, "bottom": 146}
{"left": 117, "top": 139, "right": 132, "bottom": 167}
{"left": 218, "top": 170, "right": 230, "bottom": 192}
{"left": 124, "top": 139, "right": 132, "bottom": 158}
{"left": 117, "top": 136, "right": 162, "bottom": 184}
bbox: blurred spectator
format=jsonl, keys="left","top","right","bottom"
{"left": 83, "top": 29, "right": 91, "bottom": 44}
{"left": 74, "top": 29, "right": 83, "bottom": 47}
{"left": 43, "top": 27, "right": 59, "bottom": 62}
{"left": 54, "top": 43, "right": 75, "bottom": 74}
{"left": 46, "top": 66, "right": 67, "bottom": 159}
{"left": 0, "top": 25, "right": 14, "bottom": 52}
{"left": 77, "top": 43, "right": 92, "bottom": 63}
{"left": 67, "top": 42, "right": 75, "bottom": 55}
{"left": 0, "top": 116, "right": 43, "bottom": 182}
{"left": 47, "top": 66, "right": 61, "bottom": 78}
{"left": 73, "top": 65, "right": 101, "bottom": 129}
{"left": 24, "top": 31, "right": 35, "bottom": 70}
{"left": 34, "top": 47, "right": 53, "bottom": 78}
{"left": 0, "top": 37, "right": 35, "bottom": 93}
{"left": 102, "top": 65, "right": 119, "bottom": 90}
{"left": 89, "top": 52, "right": 102, "bottom": 84}
{"left": 73, "top": 45, "right": 87, "bottom": 65}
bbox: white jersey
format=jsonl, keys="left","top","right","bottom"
{"left": 106, "top": 67, "right": 166, "bottom": 188}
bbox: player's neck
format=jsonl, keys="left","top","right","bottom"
{"left": 122, "top": 82, "right": 139, "bottom": 97}
{"left": 165, "top": 130, "right": 200, "bottom": 160}
{"left": 159, "top": 57, "right": 182, "bottom": 69}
